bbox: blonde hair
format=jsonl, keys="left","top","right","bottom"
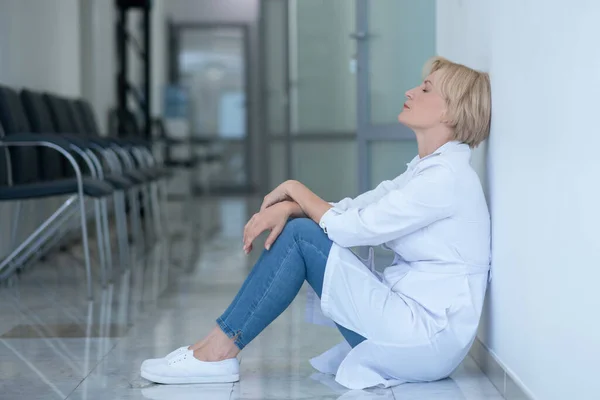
{"left": 424, "top": 57, "right": 491, "bottom": 148}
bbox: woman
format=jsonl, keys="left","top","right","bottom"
{"left": 141, "top": 57, "right": 492, "bottom": 389}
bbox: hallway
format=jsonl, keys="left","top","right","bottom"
{"left": 0, "top": 198, "right": 503, "bottom": 399}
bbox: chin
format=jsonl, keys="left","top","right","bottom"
{"left": 397, "top": 112, "right": 411, "bottom": 127}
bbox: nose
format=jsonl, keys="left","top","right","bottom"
{"left": 405, "top": 88, "right": 414, "bottom": 100}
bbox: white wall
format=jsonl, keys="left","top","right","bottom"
{"left": 438, "top": 1, "right": 600, "bottom": 399}
{"left": 80, "top": 0, "right": 115, "bottom": 133}
{"left": 0, "top": 0, "right": 81, "bottom": 96}
{"left": 436, "top": 0, "right": 491, "bottom": 197}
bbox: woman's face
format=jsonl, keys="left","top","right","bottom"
{"left": 398, "top": 70, "right": 448, "bottom": 131}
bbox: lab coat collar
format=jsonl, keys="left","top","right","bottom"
{"left": 406, "top": 141, "right": 469, "bottom": 169}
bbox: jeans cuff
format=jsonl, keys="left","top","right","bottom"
{"left": 216, "top": 317, "right": 247, "bottom": 350}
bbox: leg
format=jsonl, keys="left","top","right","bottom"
{"left": 191, "top": 218, "right": 366, "bottom": 361}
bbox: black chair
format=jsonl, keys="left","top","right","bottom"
{"left": 0, "top": 85, "right": 117, "bottom": 299}
{"left": 20, "top": 89, "right": 138, "bottom": 282}
{"left": 44, "top": 94, "right": 159, "bottom": 262}
{"left": 69, "top": 97, "right": 171, "bottom": 265}
{"left": 74, "top": 99, "right": 172, "bottom": 188}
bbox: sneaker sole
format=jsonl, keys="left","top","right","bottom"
{"left": 141, "top": 370, "right": 240, "bottom": 384}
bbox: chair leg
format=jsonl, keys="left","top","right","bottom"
{"left": 142, "top": 186, "right": 154, "bottom": 247}
{"left": 149, "top": 182, "right": 163, "bottom": 292}
{"left": 94, "top": 199, "right": 107, "bottom": 288}
{"left": 150, "top": 183, "right": 162, "bottom": 241}
{"left": 78, "top": 196, "right": 94, "bottom": 301}
{"left": 159, "top": 178, "right": 172, "bottom": 266}
{"left": 10, "top": 201, "right": 22, "bottom": 250}
{"left": 101, "top": 198, "right": 113, "bottom": 283}
{"left": 129, "top": 189, "right": 144, "bottom": 267}
{"left": 114, "top": 191, "right": 130, "bottom": 273}
{"left": 153, "top": 173, "right": 172, "bottom": 294}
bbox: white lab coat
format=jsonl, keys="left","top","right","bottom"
{"left": 306, "top": 141, "right": 491, "bottom": 390}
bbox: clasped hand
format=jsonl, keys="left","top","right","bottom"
{"left": 242, "top": 180, "right": 297, "bottom": 254}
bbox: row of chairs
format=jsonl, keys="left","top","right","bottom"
{"left": 0, "top": 84, "right": 171, "bottom": 300}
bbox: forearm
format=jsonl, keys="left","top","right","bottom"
{"left": 286, "top": 181, "right": 332, "bottom": 224}
{"left": 282, "top": 200, "right": 307, "bottom": 219}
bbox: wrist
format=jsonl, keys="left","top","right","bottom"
{"left": 284, "top": 180, "right": 301, "bottom": 197}
{"left": 281, "top": 200, "right": 296, "bottom": 216}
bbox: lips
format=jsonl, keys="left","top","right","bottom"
{"left": 403, "top": 104, "right": 409, "bottom": 109}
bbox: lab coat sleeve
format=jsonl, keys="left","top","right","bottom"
{"left": 320, "top": 163, "right": 455, "bottom": 248}
{"left": 330, "top": 179, "right": 397, "bottom": 211}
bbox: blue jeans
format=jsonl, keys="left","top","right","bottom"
{"left": 216, "top": 218, "right": 366, "bottom": 350}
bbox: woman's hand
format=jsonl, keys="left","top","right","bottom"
{"left": 260, "top": 180, "right": 300, "bottom": 211}
{"left": 243, "top": 202, "right": 292, "bottom": 254}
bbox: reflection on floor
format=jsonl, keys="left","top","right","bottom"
{"left": 0, "top": 197, "right": 504, "bottom": 399}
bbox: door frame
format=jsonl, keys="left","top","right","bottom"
{"left": 169, "top": 22, "right": 254, "bottom": 194}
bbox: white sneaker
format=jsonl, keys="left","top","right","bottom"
{"left": 140, "top": 350, "right": 240, "bottom": 384}
{"left": 165, "top": 346, "right": 191, "bottom": 360}
{"left": 140, "top": 346, "right": 191, "bottom": 371}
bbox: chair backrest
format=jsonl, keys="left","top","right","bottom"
{"left": 65, "top": 100, "right": 89, "bottom": 135}
{"left": 20, "top": 90, "right": 58, "bottom": 133}
{"left": 75, "top": 99, "right": 101, "bottom": 136}
{"left": 20, "top": 90, "right": 65, "bottom": 181}
{"left": 0, "top": 85, "right": 39, "bottom": 184}
{"left": 43, "top": 94, "right": 78, "bottom": 133}
{"left": 109, "top": 108, "right": 140, "bottom": 137}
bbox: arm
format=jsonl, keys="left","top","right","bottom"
{"left": 331, "top": 179, "right": 397, "bottom": 212}
{"left": 286, "top": 181, "right": 333, "bottom": 224}
{"left": 282, "top": 200, "right": 308, "bottom": 218}
{"left": 278, "top": 177, "right": 400, "bottom": 225}
{"left": 319, "top": 163, "right": 455, "bottom": 248}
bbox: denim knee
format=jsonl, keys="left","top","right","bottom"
{"left": 284, "top": 217, "right": 322, "bottom": 238}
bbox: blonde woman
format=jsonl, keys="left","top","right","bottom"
{"left": 141, "top": 57, "right": 492, "bottom": 390}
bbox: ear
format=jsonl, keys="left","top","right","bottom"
{"left": 440, "top": 109, "right": 452, "bottom": 125}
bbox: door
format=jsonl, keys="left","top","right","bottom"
{"left": 355, "top": 0, "right": 436, "bottom": 192}
{"left": 175, "top": 25, "right": 252, "bottom": 194}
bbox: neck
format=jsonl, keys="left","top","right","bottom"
{"left": 414, "top": 127, "right": 453, "bottom": 158}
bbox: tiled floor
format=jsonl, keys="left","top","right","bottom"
{"left": 0, "top": 198, "right": 504, "bottom": 399}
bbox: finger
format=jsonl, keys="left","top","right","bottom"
{"left": 243, "top": 220, "right": 257, "bottom": 249}
{"left": 243, "top": 214, "right": 258, "bottom": 246}
{"left": 243, "top": 218, "right": 253, "bottom": 244}
{"left": 244, "top": 243, "right": 253, "bottom": 254}
{"left": 265, "top": 225, "right": 283, "bottom": 251}
{"left": 248, "top": 217, "right": 269, "bottom": 249}
{"left": 245, "top": 223, "right": 261, "bottom": 249}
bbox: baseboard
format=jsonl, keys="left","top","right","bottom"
{"left": 469, "top": 338, "right": 536, "bottom": 400}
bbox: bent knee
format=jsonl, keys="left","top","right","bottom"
{"left": 282, "top": 218, "right": 322, "bottom": 238}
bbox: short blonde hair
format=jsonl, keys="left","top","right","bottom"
{"left": 424, "top": 57, "right": 491, "bottom": 148}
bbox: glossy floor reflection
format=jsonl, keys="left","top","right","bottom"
{"left": 0, "top": 198, "right": 503, "bottom": 399}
